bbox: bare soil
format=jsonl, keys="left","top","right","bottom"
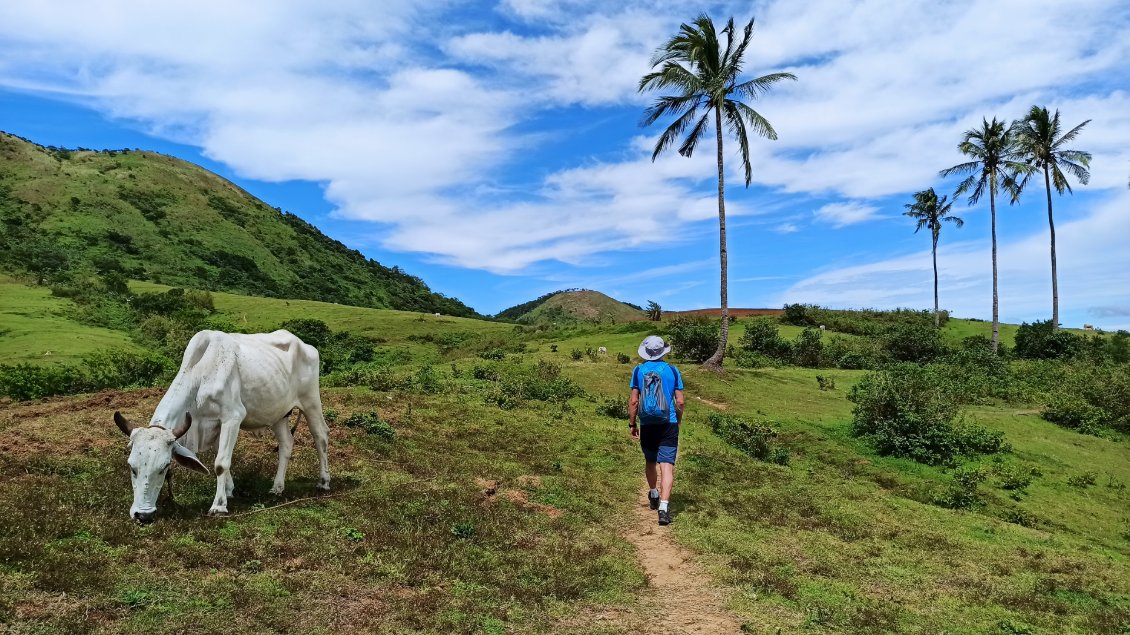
{"left": 622, "top": 488, "right": 742, "bottom": 634}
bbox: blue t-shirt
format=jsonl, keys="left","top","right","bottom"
{"left": 630, "top": 360, "right": 684, "bottom": 424}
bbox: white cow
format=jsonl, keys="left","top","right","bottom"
{"left": 113, "top": 329, "right": 330, "bottom": 523}
{"left": 597, "top": 346, "right": 608, "bottom": 355}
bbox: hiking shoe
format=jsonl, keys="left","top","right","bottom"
{"left": 658, "top": 509, "right": 671, "bottom": 526}
{"left": 648, "top": 491, "right": 660, "bottom": 510}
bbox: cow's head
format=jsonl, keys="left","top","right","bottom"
{"left": 114, "top": 411, "right": 208, "bottom": 523}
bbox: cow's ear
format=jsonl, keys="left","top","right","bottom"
{"left": 172, "top": 443, "right": 209, "bottom": 474}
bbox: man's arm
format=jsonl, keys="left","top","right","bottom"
{"left": 674, "top": 389, "right": 685, "bottom": 424}
{"left": 628, "top": 388, "right": 640, "bottom": 428}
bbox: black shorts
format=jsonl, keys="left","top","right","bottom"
{"left": 639, "top": 422, "right": 679, "bottom": 464}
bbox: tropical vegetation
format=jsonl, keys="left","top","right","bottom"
{"left": 903, "top": 188, "right": 963, "bottom": 327}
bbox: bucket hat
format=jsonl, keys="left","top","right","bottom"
{"left": 638, "top": 335, "right": 672, "bottom": 361}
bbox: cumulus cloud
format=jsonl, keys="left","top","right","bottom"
{"left": 0, "top": 0, "right": 1126, "bottom": 278}
{"left": 779, "top": 191, "right": 1130, "bottom": 329}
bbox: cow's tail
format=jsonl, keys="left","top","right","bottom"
{"left": 290, "top": 410, "right": 303, "bottom": 437}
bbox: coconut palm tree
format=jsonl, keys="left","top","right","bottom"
{"left": 939, "top": 117, "right": 1026, "bottom": 352}
{"left": 904, "top": 188, "right": 963, "bottom": 328}
{"left": 639, "top": 14, "right": 796, "bottom": 370}
{"left": 1010, "top": 106, "right": 1091, "bottom": 331}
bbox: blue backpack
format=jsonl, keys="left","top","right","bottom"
{"left": 638, "top": 364, "right": 673, "bottom": 425}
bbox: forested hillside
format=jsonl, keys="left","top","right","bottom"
{"left": 0, "top": 132, "right": 478, "bottom": 317}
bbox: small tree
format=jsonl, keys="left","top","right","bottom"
{"left": 646, "top": 300, "right": 663, "bottom": 321}
{"left": 903, "top": 188, "right": 963, "bottom": 327}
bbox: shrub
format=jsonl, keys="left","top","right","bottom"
{"left": 596, "top": 397, "right": 629, "bottom": 419}
{"left": 737, "top": 318, "right": 792, "bottom": 361}
{"left": 665, "top": 317, "right": 719, "bottom": 363}
{"left": 279, "top": 318, "right": 333, "bottom": 348}
{"left": 616, "top": 352, "right": 631, "bottom": 364}
{"left": 81, "top": 349, "right": 172, "bottom": 391}
{"left": 934, "top": 465, "right": 987, "bottom": 510}
{"left": 412, "top": 365, "right": 443, "bottom": 394}
{"left": 1067, "top": 472, "right": 1097, "bottom": 488}
{"left": 323, "top": 362, "right": 405, "bottom": 391}
{"left": 816, "top": 375, "right": 836, "bottom": 391}
{"left": 708, "top": 412, "right": 785, "bottom": 464}
{"left": 1042, "top": 393, "right": 1108, "bottom": 436}
{"left": 342, "top": 411, "right": 395, "bottom": 440}
{"left": 824, "top": 336, "right": 883, "bottom": 370}
{"left": 570, "top": 349, "right": 583, "bottom": 361}
{"left": 478, "top": 349, "right": 506, "bottom": 361}
{"left": 0, "top": 363, "right": 84, "bottom": 400}
{"left": 993, "top": 463, "right": 1036, "bottom": 491}
{"left": 535, "top": 360, "right": 561, "bottom": 381}
{"left": 1014, "top": 320, "right": 1083, "bottom": 360}
{"left": 848, "top": 364, "right": 1004, "bottom": 465}
{"left": 793, "top": 328, "right": 825, "bottom": 367}
{"left": 881, "top": 323, "right": 949, "bottom": 363}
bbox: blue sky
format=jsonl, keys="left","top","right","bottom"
{"left": 2, "top": 1, "right": 1128, "bottom": 327}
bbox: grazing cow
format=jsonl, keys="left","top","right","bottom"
{"left": 433, "top": 312, "right": 441, "bottom": 317}
{"left": 819, "top": 325, "right": 826, "bottom": 332}
{"left": 1084, "top": 324, "right": 1094, "bottom": 331}
{"left": 113, "top": 329, "right": 330, "bottom": 523}
{"left": 597, "top": 346, "right": 608, "bottom": 355}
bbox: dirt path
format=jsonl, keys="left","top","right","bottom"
{"left": 622, "top": 488, "right": 743, "bottom": 634}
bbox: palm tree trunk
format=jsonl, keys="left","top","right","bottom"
{"left": 989, "top": 183, "right": 1000, "bottom": 352}
{"left": 1044, "top": 165, "right": 1059, "bottom": 331}
{"left": 703, "top": 105, "right": 729, "bottom": 371}
{"left": 932, "top": 233, "right": 940, "bottom": 328}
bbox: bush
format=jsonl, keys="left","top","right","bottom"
{"left": 596, "top": 397, "right": 629, "bottom": 419}
{"left": 342, "top": 411, "right": 395, "bottom": 440}
{"left": 934, "top": 465, "right": 987, "bottom": 509}
{"left": 478, "top": 349, "right": 506, "bottom": 361}
{"left": 665, "top": 317, "right": 718, "bottom": 363}
{"left": 0, "top": 349, "right": 173, "bottom": 400}
{"left": 823, "top": 336, "right": 883, "bottom": 370}
{"left": 737, "top": 318, "right": 792, "bottom": 362}
{"left": 707, "top": 412, "right": 786, "bottom": 464}
{"left": 793, "top": 328, "right": 825, "bottom": 367}
{"left": 848, "top": 364, "right": 1004, "bottom": 465}
{"left": 412, "top": 365, "right": 443, "bottom": 394}
{"left": 0, "top": 363, "right": 84, "bottom": 400}
{"left": 1014, "top": 320, "right": 1083, "bottom": 360}
{"left": 616, "top": 352, "right": 631, "bottom": 364}
{"left": 881, "top": 323, "right": 949, "bottom": 363}
{"left": 1042, "top": 393, "right": 1108, "bottom": 435}
{"left": 1067, "top": 472, "right": 1097, "bottom": 488}
{"left": 570, "top": 349, "right": 583, "bottom": 361}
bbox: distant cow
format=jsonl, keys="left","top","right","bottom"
{"left": 113, "top": 330, "right": 330, "bottom": 523}
{"left": 1084, "top": 324, "right": 1094, "bottom": 331}
{"left": 597, "top": 346, "right": 608, "bottom": 355}
{"left": 434, "top": 312, "right": 441, "bottom": 317}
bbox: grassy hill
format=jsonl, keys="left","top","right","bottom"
{"left": 0, "top": 287, "right": 1127, "bottom": 633}
{"left": 0, "top": 131, "right": 478, "bottom": 317}
{"left": 498, "top": 289, "right": 644, "bottom": 324}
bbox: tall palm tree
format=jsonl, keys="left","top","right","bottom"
{"left": 639, "top": 14, "right": 796, "bottom": 370}
{"left": 939, "top": 117, "right": 1026, "bottom": 352}
{"left": 1010, "top": 106, "right": 1091, "bottom": 331}
{"left": 904, "top": 188, "right": 963, "bottom": 327}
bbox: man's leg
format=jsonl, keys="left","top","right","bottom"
{"left": 659, "top": 461, "right": 675, "bottom": 502}
{"left": 645, "top": 461, "right": 658, "bottom": 491}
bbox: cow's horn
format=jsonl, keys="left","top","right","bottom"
{"left": 171, "top": 413, "right": 192, "bottom": 439}
{"left": 114, "top": 411, "right": 134, "bottom": 437}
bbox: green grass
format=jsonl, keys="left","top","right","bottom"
{"left": 1, "top": 284, "right": 1127, "bottom": 633}
{"left": 0, "top": 277, "right": 140, "bottom": 365}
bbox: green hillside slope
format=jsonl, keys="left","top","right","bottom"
{"left": 0, "top": 132, "right": 477, "bottom": 317}
{"left": 498, "top": 289, "right": 644, "bottom": 324}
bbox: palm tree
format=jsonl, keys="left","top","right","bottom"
{"left": 904, "top": 188, "right": 963, "bottom": 328}
{"left": 639, "top": 14, "right": 796, "bottom": 370}
{"left": 939, "top": 117, "right": 1026, "bottom": 352}
{"left": 1010, "top": 106, "right": 1091, "bottom": 331}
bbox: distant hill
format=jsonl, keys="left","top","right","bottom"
{"left": 497, "top": 289, "right": 644, "bottom": 324}
{"left": 0, "top": 132, "right": 479, "bottom": 317}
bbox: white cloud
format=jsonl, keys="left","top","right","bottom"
{"left": 0, "top": 0, "right": 1126, "bottom": 276}
{"left": 813, "top": 202, "right": 881, "bottom": 227}
{"left": 780, "top": 191, "right": 1130, "bottom": 329}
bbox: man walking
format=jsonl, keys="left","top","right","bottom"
{"left": 628, "top": 335, "right": 684, "bottom": 526}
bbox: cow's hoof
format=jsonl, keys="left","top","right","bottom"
{"left": 268, "top": 486, "right": 284, "bottom": 496}
{"left": 317, "top": 478, "right": 331, "bottom": 491}
{"left": 208, "top": 507, "right": 229, "bottom": 516}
